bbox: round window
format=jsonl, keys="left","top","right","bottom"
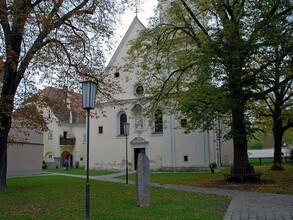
{"left": 136, "top": 85, "right": 144, "bottom": 96}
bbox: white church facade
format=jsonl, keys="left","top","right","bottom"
{"left": 88, "top": 17, "right": 233, "bottom": 171}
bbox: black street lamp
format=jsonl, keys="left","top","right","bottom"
{"left": 124, "top": 122, "right": 130, "bottom": 185}
{"left": 81, "top": 80, "right": 97, "bottom": 220}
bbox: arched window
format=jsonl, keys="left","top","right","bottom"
{"left": 132, "top": 104, "right": 143, "bottom": 130}
{"left": 154, "top": 109, "right": 163, "bottom": 133}
{"left": 120, "top": 113, "right": 127, "bottom": 135}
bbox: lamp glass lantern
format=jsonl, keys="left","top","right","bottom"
{"left": 124, "top": 122, "right": 130, "bottom": 136}
{"left": 81, "top": 81, "right": 97, "bottom": 110}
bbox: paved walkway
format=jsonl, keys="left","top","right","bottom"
{"left": 47, "top": 172, "right": 293, "bottom": 220}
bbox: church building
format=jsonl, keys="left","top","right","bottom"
{"left": 88, "top": 17, "right": 233, "bottom": 171}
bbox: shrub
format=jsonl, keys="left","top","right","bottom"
{"left": 289, "top": 148, "right": 293, "bottom": 163}
{"left": 252, "top": 142, "right": 264, "bottom": 149}
{"left": 209, "top": 162, "right": 217, "bottom": 173}
{"left": 75, "top": 161, "right": 79, "bottom": 168}
{"left": 42, "top": 161, "right": 47, "bottom": 169}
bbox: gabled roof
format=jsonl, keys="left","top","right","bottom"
{"left": 41, "top": 87, "right": 85, "bottom": 124}
{"left": 107, "top": 16, "right": 146, "bottom": 68}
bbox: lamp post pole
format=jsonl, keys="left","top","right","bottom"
{"left": 86, "top": 109, "right": 90, "bottom": 220}
{"left": 124, "top": 123, "right": 130, "bottom": 185}
{"left": 81, "top": 80, "right": 97, "bottom": 220}
{"left": 126, "top": 133, "right": 128, "bottom": 184}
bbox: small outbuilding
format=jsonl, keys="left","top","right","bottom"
{"left": 7, "top": 120, "right": 44, "bottom": 177}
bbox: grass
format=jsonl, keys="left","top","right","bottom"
{"left": 121, "top": 164, "right": 293, "bottom": 194}
{"left": 43, "top": 168, "right": 117, "bottom": 176}
{"left": 248, "top": 157, "right": 292, "bottom": 165}
{"left": 4, "top": 164, "right": 292, "bottom": 219}
{"left": 249, "top": 158, "right": 274, "bottom": 165}
{"left": 1, "top": 176, "right": 230, "bottom": 220}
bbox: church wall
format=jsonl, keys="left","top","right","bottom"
{"left": 87, "top": 17, "right": 233, "bottom": 171}
{"left": 89, "top": 103, "right": 165, "bottom": 171}
{"left": 89, "top": 103, "right": 232, "bottom": 171}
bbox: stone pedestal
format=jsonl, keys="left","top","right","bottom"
{"left": 136, "top": 153, "right": 150, "bottom": 208}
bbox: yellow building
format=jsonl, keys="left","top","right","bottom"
{"left": 42, "top": 87, "right": 86, "bottom": 169}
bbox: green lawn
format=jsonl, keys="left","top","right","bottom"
{"left": 43, "top": 168, "right": 117, "bottom": 176}
{"left": 249, "top": 158, "right": 274, "bottom": 165}
{"left": 249, "top": 157, "right": 292, "bottom": 165}
{"left": 118, "top": 167, "right": 229, "bottom": 184}
{"left": 1, "top": 176, "right": 230, "bottom": 219}
{"left": 4, "top": 164, "right": 292, "bottom": 219}
{"left": 120, "top": 164, "right": 293, "bottom": 194}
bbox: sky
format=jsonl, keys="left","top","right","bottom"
{"left": 119, "top": 0, "right": 158, "bottom": 32}
{"left": 106, "top": 0, "right": 158, "bottom": 60}
{"left": 33, "top": 1, "right": 158, "bottom": 90}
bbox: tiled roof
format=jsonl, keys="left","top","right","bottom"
{"left": 41, "top": 86, "right": 85, "bottom": 124}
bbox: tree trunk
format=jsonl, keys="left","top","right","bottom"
{"left": 0, "top": 126, "right": 9, "bottom": 191}
{"left": 0, "top": 72, "right": 19, "bottom": 191}
{"left": 1, "top": 4, "right": 31, "bottom": 190}
{"left": 0, "top": 96, "right": 17, "bottom": 190}
{"left": 272, "top": 116, "right": 283, "bottom": 165}
{"left": 0, "top": 107, "right": 12, "bottom": 190}
{"left": 231, "top": 106, "right": 250, "bottom": 168}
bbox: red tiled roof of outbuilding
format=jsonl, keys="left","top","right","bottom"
{"left": 41, "top": 86, "right": 85, "bottom": 124}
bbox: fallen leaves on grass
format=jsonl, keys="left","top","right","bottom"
{"left": 180, "top": 165, "right": 293, "bottom": 194}
{"left": 5, "top": 203, "right": 42, "bottom": 217}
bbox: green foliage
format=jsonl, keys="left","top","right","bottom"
{"left": 251, "top": 142, "right": 264, "bottom": 149}
{"left": 248, "top": 132, "right": 274, "bottom": 149}
{"left": 248, "top": 129, "right": 293, "bottom": 150}
{"left": 209, "top": 162, "right": 218, "bottom": 173}
{"left": 177, "top": 80, "right": 230, "bottom": 132}
{"left": 283, "top": 129, "right": 293, "bottom": 145}
{"left": 126, "top": 0, "right": 293, "bottom": 152}
{"left": 289, "top": 148, "right": 293, "bottom": 162}
{"left": 42, "top": 161, "right": 47, "bottom": 169}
